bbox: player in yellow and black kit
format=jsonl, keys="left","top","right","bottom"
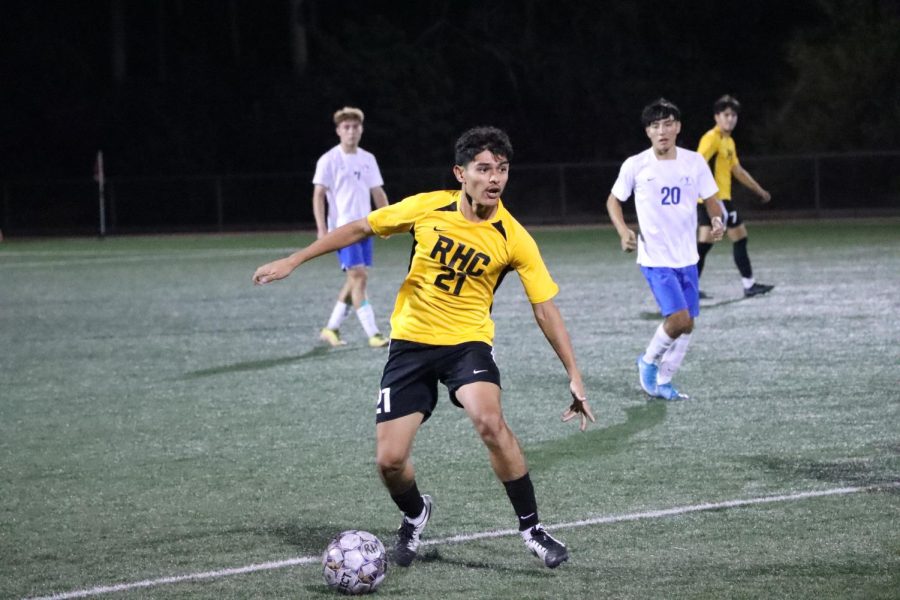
{"left": 253, "top": 126, "right": 594, "bottom": 570}
{"left": 697, "top": 95, "right": 774, "bottom": 298}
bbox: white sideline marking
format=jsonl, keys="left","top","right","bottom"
{"left": 0, "top": 248, "right": 295, "bottom": 269}
{"left": 24, "top": 483, "right": 898, "bottom": 600}
{"left": 24, "top": 557, "right": 319, "bottom": 600}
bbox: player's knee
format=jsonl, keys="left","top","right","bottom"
{"left": 471, "top": 412, "right": 509, "bottom": 446}
{"left": 375, "top": 449, "right": 406, "bottom": 479}
{"left": 665, "top": 312, "right": 693, "bottom": 336}
{"left": 347, "top": 267, "right": 368, "bottom": 282}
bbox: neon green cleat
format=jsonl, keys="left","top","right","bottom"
{"left": 319, "top": 328, "right": 347, "bottom": 347}
{"left": 368, "top": 333, "right": 389, "bottom": 348}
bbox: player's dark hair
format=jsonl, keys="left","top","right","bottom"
{"left": 454, "top": 126, "right": 513, "bottom": 166}
{"left": 714, "top": 94, "right": 741, "bottom": 115}
{"left": 641, "top": 98, "right": 681, "bottom": 127}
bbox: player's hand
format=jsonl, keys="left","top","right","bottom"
{"left": 562, "top": 384, "right": 595, "bottom": 432}
{"left": 710, "top": 216, "right": 725, "bottom": 242}
{"left": 620, "top": 229, "right": 637, "bottom": 253}
{"left": 252, "top": 258, "right": 295, "bottom": 285}
{"left": 759, "top": 189, "right": 771, "bottom": 204}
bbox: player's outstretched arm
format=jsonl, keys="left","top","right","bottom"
{"left": 531, "top": 299, "right": 596, "bottom": 431}
{"left": 732, "top": 164, "right": 771, "bottom": 203}
{"left": 606, "top": 193, "right": 636, "bottom": 252}
{"left": 252, "top": 218, "right": 374, "bottom": 285}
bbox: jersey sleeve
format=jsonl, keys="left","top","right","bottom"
{"left": 366, "top": 192, "right": 427, "bottom": 237}
{"left": 697, "top": 130, "right": 716, "bottom": 161}
{"left": 610, "top": 157, "right": 635, "bottom": 202}
{"left": 696, "top": 155, "right": 719, "bottom": 200}
{"left": 510, "top": 227, "right": 559, "bottom": 305}
{"left": 365, "top": 153, "right": 385, "bottom": 189}
{"left": 312, "top": 154, "right": 332, "bottom": 188}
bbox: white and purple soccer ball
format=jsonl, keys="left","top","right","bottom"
{"left": 322, "top": 530, "right": 387, "bottom": 595}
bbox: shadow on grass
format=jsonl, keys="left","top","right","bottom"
{"left": 638, "top": 296, "right": 750, "bottom": 320}
{"left": 743, "top": 453, "right": 900, "bottom": 487}
{"left": 526, "top": 402, "right": 667, "bottom": 470}
{"left": 267, "top": 521, "right": 388, "bottom": 555}
{"left": 416, "top": 547, "right": 551, "bottom": 577}
{"left": 299, "top": 547, "right": 565, "bottom": 596}
{"left": 180, "top": 346, "right": 354, "bottom": 379}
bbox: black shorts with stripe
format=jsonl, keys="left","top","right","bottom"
{"left": 376, "top": 340, "right": 501, "bottom": 424}
{"left": 698, "top": 201, "right": 743, "bottom": 227}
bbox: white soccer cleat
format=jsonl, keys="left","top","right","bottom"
{"left": 522, "top": 524, "right": 569, "bottom": 568}
{"left": 393, "top": 494, "right": 432, "bottom": 567}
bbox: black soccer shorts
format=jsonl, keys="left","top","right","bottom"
{"left": 698, "top": 200, "right": 743, "bottom": 228}
{"left": 376, "top": 340, "right": 501, "bottom": 423}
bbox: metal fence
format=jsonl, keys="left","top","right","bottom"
{"left": 3, "top": 151, "right": 899, "bottom": 236}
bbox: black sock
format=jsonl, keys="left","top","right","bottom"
{"left": 390, "top": 482, "right": 424, "bottom": 519}
{"left": 697, "top": 242, "right": 714, "bottom": 276}
{"left": 503, "top": 473, "right": 539, "bottom": 531}
{"left": 733, "top": 238, "right": 753, "bottom": 278}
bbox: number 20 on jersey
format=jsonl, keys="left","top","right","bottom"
{"left": 661, "top": 186, "right": 681, "bottom": 205}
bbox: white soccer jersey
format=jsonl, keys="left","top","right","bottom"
{"left": 610, "top": 147, "right": 718, "bottom": 268}
{"left": 312, "top": 146, "right": 385, "bottom": 230}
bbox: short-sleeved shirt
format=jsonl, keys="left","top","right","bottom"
{"left": 367, "top": 190, "right": 559, "bottom": 346}
{"left": 610, "top": 147, "right": 718, "bottom": 268}
{"left": 312, "top": 146, "right": 384, "bottom": 230}
{"left": 697, "top": 126, "right": 739, "bottom": 201}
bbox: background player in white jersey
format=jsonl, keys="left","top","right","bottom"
{"left": 313, "top": 106, "right": 390, "bottom": 348}
{"left": 606, "top": 98, "right": 725, "bottom": 400}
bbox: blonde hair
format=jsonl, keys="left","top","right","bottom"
{"left": 333, "top": 106, "right": 365, "bottom": 125}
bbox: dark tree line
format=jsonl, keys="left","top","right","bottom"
{"left": 1, "top": 0, "right": 897, "bottom": 179}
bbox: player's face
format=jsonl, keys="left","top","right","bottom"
{"left": 645, "top": 116, "right": 681, "bottom": 156}
{"left": 715, "top": 108, "right": 738, "bottom": 133}
{"left": 336, "top": 119, "right": 363, "bottom": 148}
{"left": 454, "top": 150, "right": 509, "bottom": 208}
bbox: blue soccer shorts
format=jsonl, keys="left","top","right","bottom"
{"left": 640, "top": 264, "right": 700, "bottom": 318}
{"left": 337, "top": 238, "right": 374, "bottom": 270}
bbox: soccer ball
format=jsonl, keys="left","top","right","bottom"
{"left": 322, "top": 530, "right": 387, "bottom": 595}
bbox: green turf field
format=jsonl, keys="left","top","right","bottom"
{"left": 1, "top": 221, "right": 898, "bottom": 599}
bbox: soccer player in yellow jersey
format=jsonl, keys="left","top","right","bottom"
{"left": 253, "top": 126, "right": 594, "bottom": 569}
{"left": 696, "top": 95, "right": 774, "bottom": 298}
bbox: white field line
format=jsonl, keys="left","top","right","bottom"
{"left": 24, "top": 482, "right": 898, "bottom": 600}
{"left": 0, "top": 248, "right": 295, "bottom": 269}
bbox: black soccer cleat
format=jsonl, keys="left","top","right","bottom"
{"left": 393, "top": 494, "right": 432, "bottom": 567}
{"left": 698, "top": 290, "right": 713, "bottom": 300}
{"left": 744, "top": 283, "right": 775, "bottom": 297}
{"left": 523, "top": 524, "right": 569, "bottom": 568}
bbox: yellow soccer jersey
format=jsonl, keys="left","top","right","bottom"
{"left": 697, "top": 126, "right": 739, "bottom": 201}
{"left": 367, "top": 190, "right": 559, "bottom": 346}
